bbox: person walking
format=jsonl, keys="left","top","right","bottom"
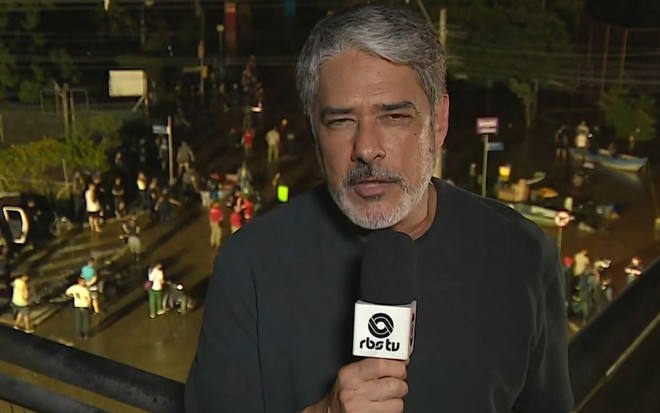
{"left": 265, "top": 126, "right": 281, "bottom": 163}
{"left": 177, "top": 141, "right": 195, "bottom": 177}
{"left": 147, "top": 263, "right": 166, "bottom": 318}
{"left": 11, "top": 273, "right": 34, "bottom": 333}
{"left": 209, "top": 202, "right": 223, "bottom": 248}
{"left": 65, "top": 277, "right": 92, "bottom": 340}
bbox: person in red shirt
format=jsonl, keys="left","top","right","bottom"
{"left": 230, "top": 204, "right": 243, "bottom": 234}
{"left": 208, "top": 201, "right": 223, "bottom": 248}
{"left": 242, "top": 128, "right": 254, "bottom": 157}
{"left": 242, "top": 197, "right": 254, "bottom": 223}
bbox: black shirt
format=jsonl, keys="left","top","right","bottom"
{"left": 185, "top": 180, "right": 573, "bottom": 412}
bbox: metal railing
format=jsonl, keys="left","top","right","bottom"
{"left": 0, "top": 326, "right": 184, "bottom": 413}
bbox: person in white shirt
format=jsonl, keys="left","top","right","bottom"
{"left": 84, "top": 182, "right": 102, "bottom": 233}
{"left": 11, "top": 273, "right": 33, "bottom": 333}
{"left": 66, "top": 277, "right": 92, "bottom": 340}
{"left": 148, "top": 263, "right": 166, "bottom": 318}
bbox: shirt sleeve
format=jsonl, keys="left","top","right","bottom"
{"left": 185, "top": 242, "right": 264, "bottom": 412}
{"left": 513, "top": 240, "right": 574, "bottom": 412}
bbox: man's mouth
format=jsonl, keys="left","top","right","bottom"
{"left": 351, "top": 178, "right": 396, "bottom": 198}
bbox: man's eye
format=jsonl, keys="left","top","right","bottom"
{"left": 387, "top": 114, "right": 410, "bottom": 121}
{"left": 328, "top": 119, "right": 351, "bottom": 126}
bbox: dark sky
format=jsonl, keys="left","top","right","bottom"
{"left": 586, "top": 0, "right": 660, "bottom": 28}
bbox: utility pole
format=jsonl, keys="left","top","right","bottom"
{"left": 217, "top": 24, "right": 225, "bottom": 63}
{"left": 481, "top": 134, "right": 489, "bottom": 197}
{"left": 0, "top": 114, "right": 5, "bottom": 145}
{"left": 195, "top": 0, "right": 206, "bottom": 103}
{"left": 69, "top": 88, "right": 76, "bottom": 135}
{"left": 167, "top": 116, "right": 174, "bottom": 184}
{"left": 54, "top": 82, "right": 71, "bottom": 138}
{"left": 439, "top": 8, "right": 447, "bottom": 50}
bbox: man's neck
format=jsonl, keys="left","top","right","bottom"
{"left": 393, "top": 182, "right": 437, "bottom": 240}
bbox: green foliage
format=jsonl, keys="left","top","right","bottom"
{"left": 0, "top": 114, "right": 124, "bottom": 195}
{"left": 0, "top": 0, "right": 79, "bottom": 103}
{"left": 598, "top": 86, "right": 657, "bottom": 141}
{"left": 0, "top": 137, "right": 65, "bottom": 194}
{"left": 76, "top": 114, "right": 123, "bottom": 148}
{"left": 449, "top": 0, "right": 578, "bottom": 129}
{"left": 17, "top": 79, "right": 43, "bottom": 103}
{"left": 508, "top": 79, "right": 534, "bottom": 129}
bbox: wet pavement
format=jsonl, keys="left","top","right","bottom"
{"left": 1, "top": 66, "right": 659, "bottom": 411}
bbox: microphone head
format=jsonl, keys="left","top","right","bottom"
{"left": 360, "top": 230, "right": 417, "bottom": 305}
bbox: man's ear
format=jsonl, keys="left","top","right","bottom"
{"left": 433, "top": 94, "right": 450, "bottom": 152}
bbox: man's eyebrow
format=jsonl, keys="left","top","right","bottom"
{"left": 320, "top": 106, "right": 353, "bottom": 118}
{"left": 375, "top": 101, "right": 417, "bottom": 112}
{"left": 320, "top": 101, "right": 418, "bottom": 118}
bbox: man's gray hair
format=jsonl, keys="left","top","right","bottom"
{"left": 296, "top": 4, "right": 446, "bottom": 135}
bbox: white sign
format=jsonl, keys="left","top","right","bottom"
{"left": 555, "top": 211, "right": 571, "bottom": 227}
{"left": 477, "top": 117, "right": 499, "bottom": 135}
{"left": 352, "top": 301, "right": 416, "bottom": 361}
{"left": 109, "top": 70, "right": 146, "bottom": 97}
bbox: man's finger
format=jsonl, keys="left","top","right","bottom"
{"left": 356, "top": 358, "right": 408, "bottom": 381}
{"left": 363, "top": 377, "right": 409, "bottom": 401}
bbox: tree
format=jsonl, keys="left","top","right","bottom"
{"left": 449, "top": 0, "right": 579, "bottom": 129}
{"left": 0, "top": 114, "right": 123, "bottom": 195}
{"left": 598, "top": 86, "right": 657, "bottom": 151}
{"left": 0, "top": 1, "right": 80, "bottom": 103}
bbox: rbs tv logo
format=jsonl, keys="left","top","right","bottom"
{"left": 360, "top": 313, "right": 400, "bottom": 352}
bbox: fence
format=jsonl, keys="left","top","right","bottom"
{"left": 575, "top": 15, "right": 660, "bottom": 94}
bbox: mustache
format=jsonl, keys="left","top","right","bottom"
{"left": 345, "top": 164, "right": 404, "bottom": 186}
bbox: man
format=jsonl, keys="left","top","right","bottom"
{"left": 186, "top": 5, "right": 573, "bottom": 412}
{"left": 624, "top": 256, "right": 644, "bottom": 285}
{"left": 147, "top": 263, "right": 166, "bottom": 318}
{"left": 71, "top": 170, "right": 86, "bottom": 223}
{"left": 11, "top": 273, "right": 34, "bottom": 333}
{"left": 65, "top": 277, "right": 92, "bottom": 340}
{"left": 208, "top": 201, "right": 223, "bottom": 248}
{"left": 81, "top": 257, "right": 100, "bottom": 314}
{"left": 177, "top": 141, "right": 195, "bottom": 177}
{"left": 265, "top": 126, "right": 281, "bottom": 163}
{"left": 84, "top": 182, "right": 102, "bottom": 233}
{"left": 121, "top": 216, "right": 142, "bottom": 262}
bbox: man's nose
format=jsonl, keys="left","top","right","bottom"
{"left": 351, "top": 121, "right": 385, "bottom": 164}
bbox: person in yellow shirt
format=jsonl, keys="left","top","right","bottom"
{"left": 12, "top": 273, "right": 33, "bottom": 333}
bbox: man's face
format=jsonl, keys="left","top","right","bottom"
{"left": 313, "top": 51, "right": 449, "bottom": 229}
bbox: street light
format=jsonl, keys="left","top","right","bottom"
{"left": 216, "top": 24, "right": 225, "bottom": 61}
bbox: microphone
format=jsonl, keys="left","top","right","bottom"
{"left": 352, "top": 230, "right": 417, "bottom": 360}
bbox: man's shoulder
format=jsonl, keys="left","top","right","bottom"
{"left": 437, "top": 180, "right": 549, "bottom": 249}
{"left": 227, "top": 186, "right": 327, "bottom": 246}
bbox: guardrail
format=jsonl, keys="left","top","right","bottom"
{"left": 569, "top": 257, "right": 660, "bottom": 410}
{"left": 0, "top": 325, "right": 184, "bottom": 413}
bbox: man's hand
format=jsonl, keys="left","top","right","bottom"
{"left": 302, "top": 358, "right": 409, "bottom": 413}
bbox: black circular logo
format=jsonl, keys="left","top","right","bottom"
{"left": 368, "top": 313, "right": 394, "bottom": 339}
